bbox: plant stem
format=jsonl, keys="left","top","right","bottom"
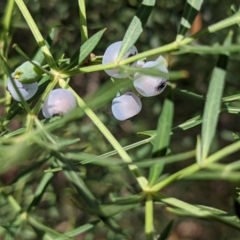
{"left": 26, "top": 74, "right": 59, "bottom": 132}
{"left": 58, "top": 78, "right": 148, "bottom": 191}
{"left": 145, "top": 194, "right": 154, "bottom": 240}
{"left": 151, "top": 140, "right": 240, "bottom": 192}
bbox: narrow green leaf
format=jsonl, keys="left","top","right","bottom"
{"left": 157, "top": 195, "right": 240, "bottom": 230}
{"left": 138, "top": 114, "right": 202, "bottom": 138}
{"left": 78, "top": 0, "right": 88, "bottom": 44}
{"left": 148, "top": 98, "right": 174, "bottom": 186}
{"left": 55, "top": 154, "right": 133, "bottom": 237}
{"left": 27, "top": 171, "right": 54, "bottom": 211}
{"left": 201, "top": 31, "right": 231, "bottom": 161}
{"left": 172, "top": 115, "right": 203, "bottom": 133}
{"left": 53, "top": 152, "right": 99, "bottom": 209}
{"left": 53, "top": 137, "right": 80, "bottom": 148}
{"left": 223, "top": 106, "right": 240, "bottom": 114}
{"left": 117, "top": 0, "right": 155, "bottom": 61}
{"left": 68, "top": 28, "right": 106, "bottom": 69}
{"left": 138, "top": 130, "right": 156, "bottom": 138}
{"left": 136, "top": 150, "right": 195, "bottom": 168}
{"left": 27, "top": 216, "right": 74, "bottom": 240}
{"left": 158, "top": 220, "right": 174, "bottom": 240}
{"left": 102, "top": 218, "right": 129, "bottom": 238}
{"left": 84, "top": 203, "right": 138, "bottom": 217}
{"left": 2, "top": 0, "right": 15, "bottom": 32}
{"left": 66, "top": 152, "right": 129, "bottom": 166}
{"left": 174, "top": 88, "right": 205, "bottom": 101}
{"left": 66, "top": 149, "right": 195, "bottom": 169}
{"left": 148, "top": 163, "right": 164, "bottom": 187}
{"left": 222, "top": 94, "right": 240, "bottom": 102}
{"left": 152, "top": 98, "right": 174, "bottom": 156}
{"left": 98, "top": 137, "right": 154, "bottom": 159}
{"left": 197, "top": 204, "right": 232, "bottom": 215}
{"left": 55, "top": 220, "right": 100, "bottom": 240}
{"left": 177, "top": 0, "right": 204, "bottom": 40}
{"left": 110, "top": 194, "right": 144, "bottom": 205}
{"left": 232, "top": 132, "right": 240, "bottom": 141}
{"left": 225, "top": 160, "right": 240, "bottom": 172}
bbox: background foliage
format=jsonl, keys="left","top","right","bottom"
{"left": 1, "top": 0, "right": 240, "bottom": 239}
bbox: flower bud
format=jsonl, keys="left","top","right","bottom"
{"left": 7, "top": 74, "right": 38, "bottom": 101}
{"left": 133, "top": 56, "right": 168, "bottom": 97}
{"left": 102, "top": 41, "right": 138, "bottom": 78}
{"left": 111, "top": 92, "right": 142, "bottom": 121}
{"left": 42, "top": 89, "right": 77, "bottom": 118}
{"left": 14, "top": 61, "right": 42, "bottom": 83}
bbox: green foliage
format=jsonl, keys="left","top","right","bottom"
{"left": 1, "top": 0, "right": 240, "bottom": 239}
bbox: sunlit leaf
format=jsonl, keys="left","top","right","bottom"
{"left": 68, "top": 28, "right": 106, "bottom": 69}
{"left": 117, "top": 0, "right": 155, "bottom": 60}
{"left": 201, "top": 31, "right": 232, "bottom": 161}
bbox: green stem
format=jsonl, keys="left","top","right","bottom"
{"left": 58, "top": 78, "right": 148, "bottom": 191}
{"left": 151, "top": 140, "right": 240, "bottom": 192}
{"left": 145, "top": 194, "right": 154, "bottom": 240}
{"left": 63, "top": 10, "right": 240, "bottom": 78}
{"left": 155, "top": 193, "right": 240, "bottom": 231}
{"left": 26, "top": 74, "right": 59, "bottom": 132}
{"left": 13, "top": 44, "right": 53, "bottom": 76}
{"left": 2, "top": 0, "right": 14, "bottom": 32}
{"left": 62, "top": 40, "right": 191, "bottom": 77}
{"left": 15, "top": 0, "right": 56, "bottom": 68}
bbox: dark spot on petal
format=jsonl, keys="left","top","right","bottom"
{"left": 127, "top": 50, "right": 137, "bottom": 59}
{"left": 156, "top": 81, "right": 167, "bottom": 92}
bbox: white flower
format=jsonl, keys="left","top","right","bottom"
{"left": 133, "top": 56, "right": 168, "bottom": 97}
{"left": 102, "top": 41, "right": 138, "bottom": 78}
{"left": 111, "top": 92, "right": 142, "bottom": 121}
{"left": 42, "top": 89, "right": 77, "bottom": 118}
{"left": 7, "top": 74, "right": 38, "bottom": 101}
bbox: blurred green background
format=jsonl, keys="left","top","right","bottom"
{"left": 1, "top": 0, "right": 240, "bottom": 239}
